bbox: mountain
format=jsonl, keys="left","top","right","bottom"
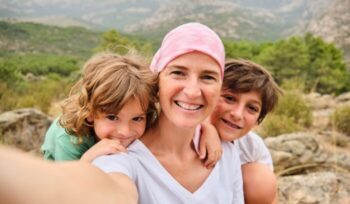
{"left": 124, "top": 1, "right": 284, "bottom": 41}
{"left": 0, "top": 0, "right": 338, "bottom": 43}
{"left": 0, "top": 21, "right": 101, "bottom": 58}
{"left": 297, "top": 0, "right": 350, "bottom": 59}
{"left": 123, "top": 0, "right": 332, "bottom": 41}
{"left": 1, "top": 16, "right": 102, "bottom": 30}
{"left": 0, "top": 0, "right": 164, "bottom": 30}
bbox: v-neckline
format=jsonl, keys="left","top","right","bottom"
{"left": 132, "top": 139, "right": 220, "bottom": 198}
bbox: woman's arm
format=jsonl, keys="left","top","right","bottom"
{"left": 0, "top": 145, "right": 137, "bottom": 204}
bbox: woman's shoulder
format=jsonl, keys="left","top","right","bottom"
{"left": 92, "top": 140, "right": 148, "bottom": 178}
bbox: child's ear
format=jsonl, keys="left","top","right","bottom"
{"left": 84, "top": 115, "right": 94, "bottom": 127}
{"left": 86, "top": 115, "right": 94, "bottom": 123}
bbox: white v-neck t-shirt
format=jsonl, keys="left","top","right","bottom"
{"left": 93, "top": 139, "right": 244, "bottom": 204}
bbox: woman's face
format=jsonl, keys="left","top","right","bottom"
{"left": 158, "top": 52, "right": 222, "bottom": 128}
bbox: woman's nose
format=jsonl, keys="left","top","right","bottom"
{"left": 183, "top": 78, "right": 201, "bottom": 98}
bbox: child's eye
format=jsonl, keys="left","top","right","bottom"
{"left": 133, "top": 116, "right": 145, "bottom": 122}
{"left": 106, "top": 114, "right": 118, "bottom": 121}
{"left": 248, "top": 105, "right": 260, "bottom": 113}
{"left": 222, "top": 94, "right": 235, "bottom": 103}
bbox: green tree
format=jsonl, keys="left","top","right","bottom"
{"left": 304, "top": 33, "right": 348, "bottom": 94}
{"left": 255, "top": 34, "right": 349, "bottom": 94}
{"left": 256, "top": 37, "right": 309, "bottom": 85}
{"left": 96, "top": 29, "right": 154, "bottom": 56}
{"left": 224, "top": 40, "right": 263, "bottom": 60}
{"left": 97, "top": 29, "right": 132, "bottom": 54}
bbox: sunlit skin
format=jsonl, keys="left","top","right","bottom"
{"left": 91, "top": 98, "right": 148, "bottom": 147}
{"left": 158, "top": 52, "right": 222, "bottom": 128}
{"left": 210, "top": 90, "right": 262, "bottom": 141}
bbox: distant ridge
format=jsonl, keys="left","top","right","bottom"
{"left": 0, "top": 16, "right": 105, "bottom": 31}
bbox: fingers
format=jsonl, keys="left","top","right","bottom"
{"left": 100, "top": 139, "right": 127, "bottom": 154}
{"left": 204, "top": 150, "right": 223, "bottom": 169}
{"left": 198, "top": 144, "right": 207, "bottom": 159}
{"left": 108, "top": 141, "right": 127, "bottom": 154}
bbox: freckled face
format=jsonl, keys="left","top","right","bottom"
{"left": 210, "top": 90, "right": 262, "bottom": 141}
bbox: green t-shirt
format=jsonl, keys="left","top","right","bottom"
{"left": 41, "top": 118, "right": 96, "bottom": 161}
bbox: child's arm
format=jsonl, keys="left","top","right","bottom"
{"left": 80, "top": 138, "right": 126, "bottom": 162}
{"left": 199, "top": 122, "right": 222, "bottom": 169}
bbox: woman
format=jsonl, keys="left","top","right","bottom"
{"left": 93, "top": 22, "right": 243, "bottom": 203}
{"left": 0, "top": 23, "right": 243, "bottom": 204}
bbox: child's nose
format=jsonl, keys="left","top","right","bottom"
{"left": 230, "top": 105, "right": 244, "bottom": 121}
{"left": 117, "top": 125, "right": 132, "bottom": 138}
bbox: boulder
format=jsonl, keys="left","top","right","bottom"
{"left": 265, "top": 132, "right": 350, "bottom": 175}
{"left": 335, "top": 92, "right": 350, "bottom": 104}
{"left": 0, "top": 108, "right": 52, "bottom": 153}
{"left": 278, "top": 172, "right": 350, "bottom": 204}
{"left": 305, "top": 92, "right": 336, "bottom": 110}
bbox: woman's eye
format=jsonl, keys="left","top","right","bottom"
{"left": 171, "top": 70, "right": 185, "bottom": 76}
{"left": 202, "top": 75, "right": 216, "bottom": 81}
{"left": 106, "top": 114, "right": 118, "bottom": 121}
{"left": 133, "top": 116, "right": 145, "bottom": 122}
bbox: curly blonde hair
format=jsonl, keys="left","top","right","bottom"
{"left": 59, "top": 53, "right": 158, "bottom": 140}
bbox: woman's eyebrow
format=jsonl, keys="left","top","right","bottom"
{"left": 202, "top": 70, "right": 220, "bottom": 78}
{"left": 166, "top": 65, "right": 188, "bottom": 70}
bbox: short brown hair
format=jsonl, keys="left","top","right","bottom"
{"left": 223, "top": 59, "right": 283, "bottom": 123}
{"left": 59, "top": 53, "right": 158, "bottom": 140}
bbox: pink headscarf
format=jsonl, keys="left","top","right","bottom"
{"left": 150, "top": 22, "right": 225, "bottom": 78}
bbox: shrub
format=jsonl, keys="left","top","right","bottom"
{"left": 274, "top": 91, "right": 313, "bottom": 127}
{"left": 333, "top": 105, "right": 350, "bottom": 136}
{"left": 0, "top": 77, "right": 73, "bottom": 114}
{"left": 257, "top": 114, "right": 301, "bottom": 137}
{"left": 257, "top": 90, "right": 313, "bottom": 137}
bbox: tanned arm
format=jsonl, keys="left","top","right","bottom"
{"left": 0, "top": 145, "right": 137, "bottom": 204}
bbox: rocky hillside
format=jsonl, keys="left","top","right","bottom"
{"left": 0, "top": 21, "right": 101, "bottom": 58}
{"left": 298, "top": 0, "right": 350, "bottom": 59}
{"left": 124, "top": 0, "right": 331, "bottom": 41}
{"left": 124, "top": 0, "right": 284, "bottom": 41}
{"left": 1, "top": 91, "right": 350, "bottom": 203}
{"left": 0, "top": 0, "right": 331, "bottom": 42}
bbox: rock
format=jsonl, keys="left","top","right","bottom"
{"left": 336, "top": 92, "right": 350, "bottom": 103}
{"left": 305, "top": 92, "right": 336, "bottom": 110}
{"left": 335, "top": 92, "right": 350, "bottom": 107}
{"left": 265, "top": 132, "right": 323, "bottom": 174}
{"left": 0, "top": 108, "right": 52, "bottom": 153}
{"left": 265, "top": 132, "right": 350, "bottom": 175}
{"left": 312, "top": 109, "right": 334, "bottom": 129}
{"left": 278, "top": 172, "right": 350, "bottom": 204}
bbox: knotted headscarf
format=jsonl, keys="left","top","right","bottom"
{"left": 150, "top": 22, "right": 225, "bottom": 78}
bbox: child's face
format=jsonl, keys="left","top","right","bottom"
{"left": 92, "top": 98, "right": 147, "bottom": 147}
{"left": 210, "top": 90, "right": 261, "bottom": 141}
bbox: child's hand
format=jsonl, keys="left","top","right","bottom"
{"left": 199, "top": 122, "right": 222, "bottom": 169}
{"left": 80, "top": 138, "right": 127, "bottom": 162}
